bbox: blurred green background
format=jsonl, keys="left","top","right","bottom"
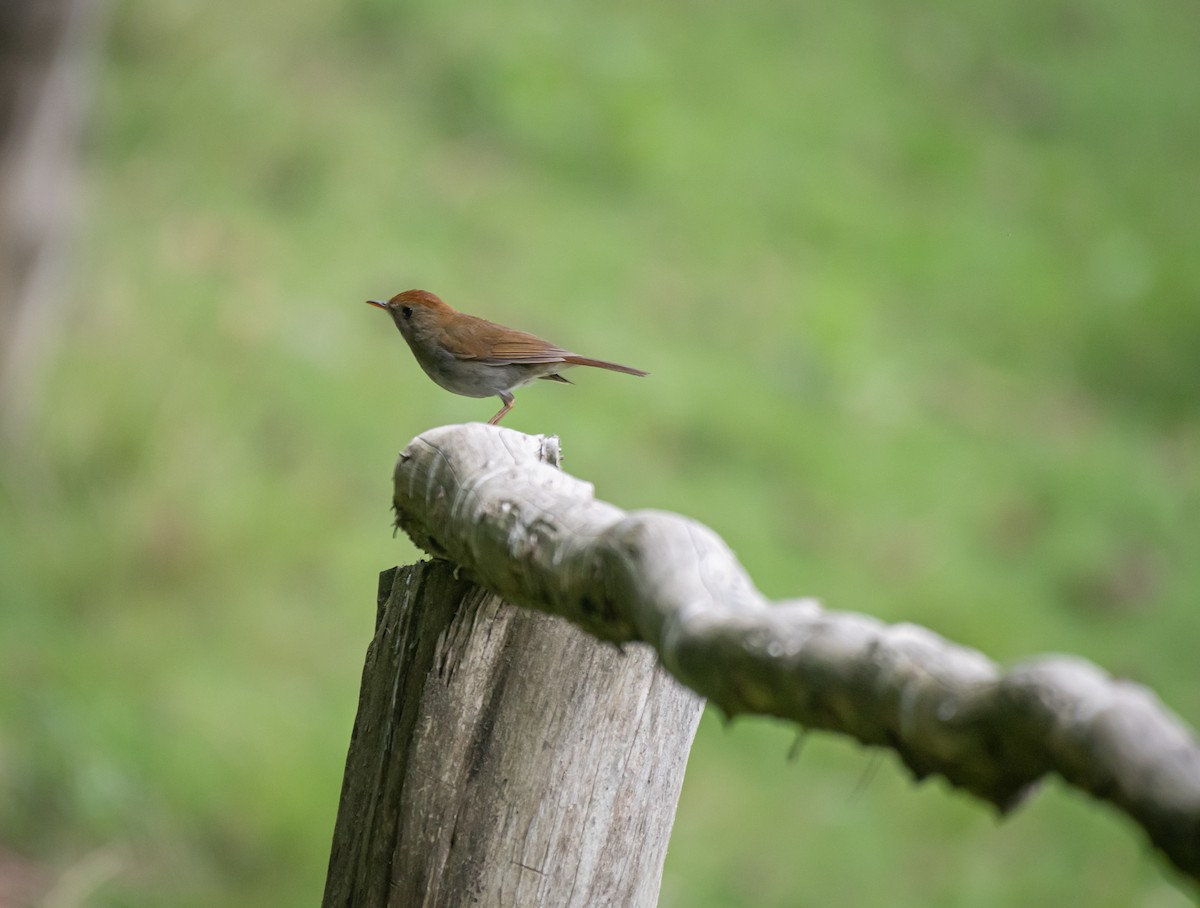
{"left": 2, "top": 0, "right": 1198, "bottom": 904}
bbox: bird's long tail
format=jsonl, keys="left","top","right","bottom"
{"left": 563, "top": 355, "right": 649, "bottom": 377}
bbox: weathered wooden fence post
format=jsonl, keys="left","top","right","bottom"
{"left": 325, "top": 422, "right": 1200, "bottom": 900}
{"left": 322, "top": 434, "right": 704, "bottom": 908}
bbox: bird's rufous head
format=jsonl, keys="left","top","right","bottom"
{"left": 365, "top": 289, "right": 451, "bottom": 316}
{"left": 366, "top": 289, "right": 455, "bottom": 338}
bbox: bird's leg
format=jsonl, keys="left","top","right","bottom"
{"left": 488, "top": 392, "right": 515, "bottom": 425}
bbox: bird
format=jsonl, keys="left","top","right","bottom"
{"left": 366, "top": 289, "right": 648, "bottom": 425}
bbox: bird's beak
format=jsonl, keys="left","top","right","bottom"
{"left": 365, "top": 299, "right": 388, "bottom": 310}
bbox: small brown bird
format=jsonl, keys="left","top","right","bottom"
{"left": 366, "top": 289, "right": 648, "bottom": 424}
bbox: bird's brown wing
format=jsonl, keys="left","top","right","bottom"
{"left": 442, "top": 315, "right": 572, "bottom": 365}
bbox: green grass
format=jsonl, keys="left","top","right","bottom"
{"left": 1, "top": 0, "right": 1198, "bottom": 904}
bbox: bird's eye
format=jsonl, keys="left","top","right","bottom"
{"left": 401, "top": 306, "right": 413, "bottom": 319}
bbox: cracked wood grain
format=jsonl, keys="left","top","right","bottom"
{"left": 323, "top": 436, "right": 703, "bottom": 908}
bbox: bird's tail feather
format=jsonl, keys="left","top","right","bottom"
{"left": 563, "top": 355, "right": 649, "bottom": 377}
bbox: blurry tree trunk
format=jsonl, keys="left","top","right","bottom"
{"left": 0, "top": 0, "right": 103, "bottom": 438}
{"left": 322, "top": 437, "right": 704, "bottom": 908}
